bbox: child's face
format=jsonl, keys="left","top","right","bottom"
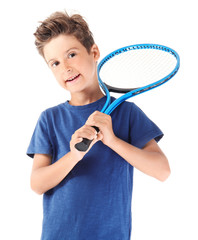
{"left": 43, "top": 34, "right": 100, "bottom": 94}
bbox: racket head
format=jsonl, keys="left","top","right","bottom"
{"left": 97, "top": 44, "right": 180, "bottom": 96}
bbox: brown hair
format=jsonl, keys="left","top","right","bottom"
{"left": 34, "top": 11, "right": 95, "bottom": 57}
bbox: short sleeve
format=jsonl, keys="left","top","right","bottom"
{"left": 26, "top": 111, "right": 53, "bottom": 158}
{"left": 130, "top": 103, "right": 163, "bottom": 149}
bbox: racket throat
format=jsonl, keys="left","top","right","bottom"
{"left": 105, "top": 83, "right": 137, "bottom": 94}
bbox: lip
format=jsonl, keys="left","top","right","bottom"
{"left": 65, "top": 74, "right": 81, "bottom": 85}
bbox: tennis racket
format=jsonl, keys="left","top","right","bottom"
{"left": 75, "top": 43, "right": 180, "bottom": 151}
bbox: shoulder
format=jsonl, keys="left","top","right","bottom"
{"left": 118, "top": 99, "right": 147, "bottom": 117}
{"left": 44, "top": 102, "right": 66, "bottom": 114}
{"left": 110, "top": 97, "right": 137, "bottom": 115}
{"left": 37, "top": 102, "right": 68, "bottom": 126}
{"left": 41, "top": 102, "right": 66, "bottom": 118}
{"left": 121, "top": 100, "right": 136, "bottom": 110}
{"left": 111, "top": 98, "right": 152, "bottom": 127}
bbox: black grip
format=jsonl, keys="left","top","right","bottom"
{"left": 75, "top": 126, "right": 99, "bottom": 152}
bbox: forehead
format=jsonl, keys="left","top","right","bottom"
{"left": 43, "top": 34, "right": 85, "bottom": 61}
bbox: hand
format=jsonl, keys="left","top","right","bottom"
{"left": 85, "top": 111, "right": 116, "bottom": 147}
{"left": 70, "top": 124, "right": 102, "bottom": 160}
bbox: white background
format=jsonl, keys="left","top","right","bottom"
{"left": 1, "top": 0, "right": 197, "bottom": 239}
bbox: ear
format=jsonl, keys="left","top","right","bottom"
{"left": 90, "top": 44, "right": 100, "bottom": 61}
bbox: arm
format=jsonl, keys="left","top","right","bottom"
{"left": 86, "top": 111, "right": 170, "bottom": 182}
{"left": 31, "top": 152, "right": 78, "bottom": 195}
{"left": 31, "top": 125, "right": 101, "bottom": 195}
{"left": 108, "top": 138, "right": 170, "bottom": 181}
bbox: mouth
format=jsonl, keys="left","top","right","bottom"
{"left": 65, "top": 74, "right": 80, "bottom": 83}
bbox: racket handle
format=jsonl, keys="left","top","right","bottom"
{"left": 75, "top": 126, "right": 100, "bottom": 152}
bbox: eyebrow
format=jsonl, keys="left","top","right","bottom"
{"left": 47, "top": 47, "right": 79, "bottom": 65}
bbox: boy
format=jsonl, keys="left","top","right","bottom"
{"left": 27, "top": 11, "right": 170, "bottom": 240}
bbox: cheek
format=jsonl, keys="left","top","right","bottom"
{"left": 83, "top": 59, "right": 97, "bottom": 77}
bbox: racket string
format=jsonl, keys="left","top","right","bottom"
{"left": 99, "top": 48, "right": 177, "bottom": 89}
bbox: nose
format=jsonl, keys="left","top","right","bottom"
{"left": 63, "top": 61, "right": 72, "bottom": 73}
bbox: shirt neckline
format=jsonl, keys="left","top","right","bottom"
{"left": 64, "top": 96, "right": 107, "bottom": 111}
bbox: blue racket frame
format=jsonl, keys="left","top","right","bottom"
{"left": 98, "top": 43, "right": 180, "bottom": 115}
{"left": 75, "top": 43, "right": 180, "bottom": 151}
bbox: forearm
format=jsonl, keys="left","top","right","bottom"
{"left": 31, "top": 152, "right": 79, "bottom": 195}
{"left": 108, "top": 137, "right": 170, "bottom": 181}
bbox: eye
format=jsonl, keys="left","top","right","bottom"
{"left": 68, "top": 52, "right": 76, "bottom": 59}
{"left": 51, "top": 61, "right": 60, "bottom": 68}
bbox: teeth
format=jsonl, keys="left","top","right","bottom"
{"left": 67, "top": 74, "right": 79, "bottom": 81}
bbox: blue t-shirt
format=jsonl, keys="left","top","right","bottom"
{"left": 27, "top": 96, "right": 163, "bottom": 240}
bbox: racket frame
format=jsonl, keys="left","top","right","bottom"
{"left": 97, "top": 43, "right": 180, "bottom": 114}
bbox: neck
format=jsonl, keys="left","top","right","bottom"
{"left": 69, "top": 88, "right": 105, "bottom": 106}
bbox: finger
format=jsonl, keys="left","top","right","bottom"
{"left": 86, "top": 113, "right": 111, "bottom": 128}
{"left": 75, "top": 126, "right": 98, "bottom": 140}
{"left": 75, "top": 137, "right": 83, "bottom": 143}
{"left": 96, "top": 132, "right": 103, "bottom": 141}
{"left": 88, "top": 132, "right": 103, "bottom": 149}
